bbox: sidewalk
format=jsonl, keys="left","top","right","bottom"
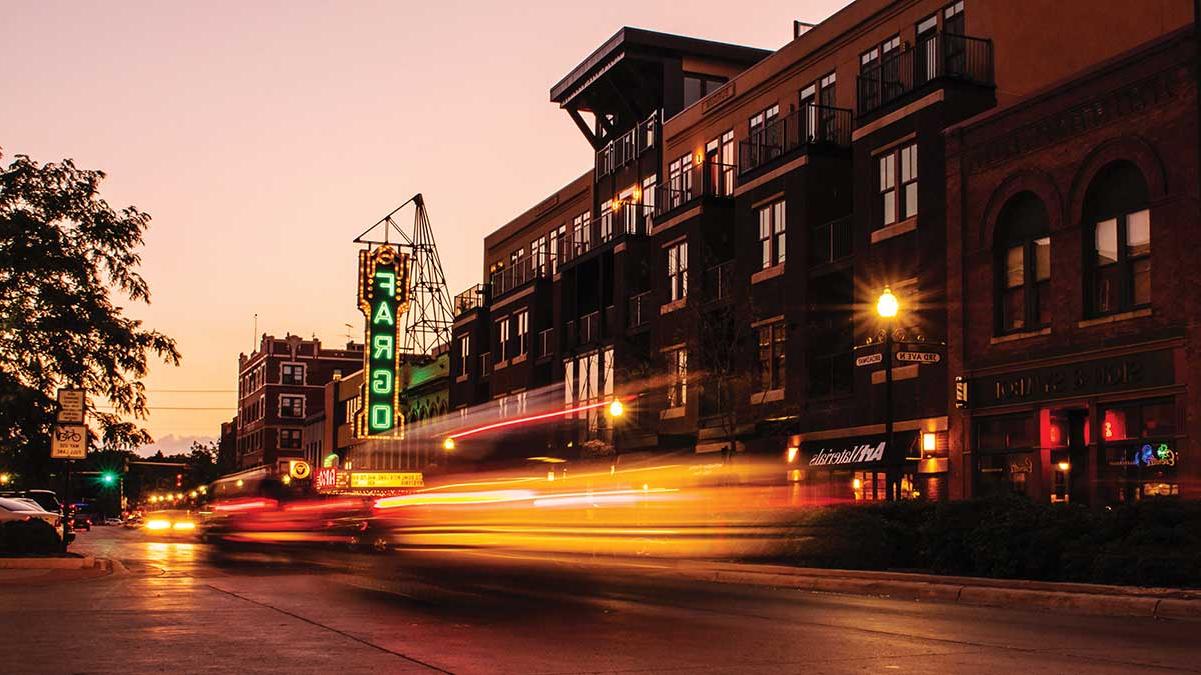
{"left": 667, "top": 559, "right": 1201, "bottom": 620}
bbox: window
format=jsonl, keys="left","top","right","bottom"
{"left": 667, "top": 153, "right": 693, "bottom": 209}
{"left": 571, "top": 211, "right": 591, "bottom": 257}
{"left": 280, "top": 429, "right": 302, "bottom": 449}
{"left": 516, "top": 310, "right": 529, "bottom": 356}
{"left": 531, "top": 235, "right": 548, "bottom": 276}
{"left": 667, "top": 240, "right": 688, "bottom": 302}
{"left": 757, "top": 322, "right": 786, "bottom": 392}
{"left": 878, "top": 143, "right": 917, "bottom": 228}
{"left": 457, "top": 335, "right": 470, "bottom": 375}
{"left": 550, "top": 224, "right": 565, "bottom": 274}
{"left": 807, "top": 272, "right": 853, "bottom": 397}
{"left": 497, "top": 318, "right": 510, "bottom": 362}
{"left": 666, "top": 347, "right": 687, "bottom": 408}
{"left": 705, "top": 130, "right": 735, "bottom": 196}
{"left": 281, "top": 363, "right": 305, "bottom": 385}
{"left": 641, "top": 174, "right": 657, "bottom": 230}
{"left": 757, "top": 199, "right": 786, "bottom": 268}
{"left": 280, "top": 395, "right": 304, "bottom": 419}
{"left": 683, "top": 73, "right": 726, "bottom": 108}
{"left": 748, "top": 104, "right": 779, "bottom": 136}
{"left": 599, "top": 202, "right": 613, "bottom": 242}
{"left": 994, "top": 193, "right": 1052, "bottom": 333}
{"left": 1085, "top": 162, "right": 1151, "bottom": 316}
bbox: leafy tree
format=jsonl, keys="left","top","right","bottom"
{"left": 0, "top": 151, "right": 180, "bottom": 483}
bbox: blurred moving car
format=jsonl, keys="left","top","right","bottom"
{"left": 0, "top": 497, "right": 63, "bottom": 529}
{"left": 142, "top": 510, "right": 197, "bottom": 536}
{"left": 123, "top": 513, "right": 143, "bottom": 529}
{"left": 0, "top": 490, "right": 62, "bottom": 515}
{"left": 103, "top": 517, "right": 123, "bottom": 526}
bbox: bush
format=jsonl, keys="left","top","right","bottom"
{"left": 0, "top": 518, "right": 62, "bottom": 555}
{"left": 768, "top": 497, "right": 1201, "bottom": 588}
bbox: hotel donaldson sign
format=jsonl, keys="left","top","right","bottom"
{"left": 355, "top": 245, "right": 411, "bottom": 438}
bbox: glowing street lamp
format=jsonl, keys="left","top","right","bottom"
{"left": 877, "top": 287, "right": 900, "bottom": 501}
{"left": 442, "top": 437, "right": 456, "bottom": 451}
{"left": 607, "top": 399, "right": 624, "bottom": 418}
{"left": 0, "top": 472, "right": 10, "bottom": 485}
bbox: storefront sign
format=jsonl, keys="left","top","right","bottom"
{"left": 969, "top": 350, "right": 1173, "bottom": 408}
{"left": 1008, "top": 456, "right": 1033, "bottom": 474}
{"left": 314, "top": 467, "right": 351, "bottom": 492}
{"left": 355, "top": 245, "right": 411, "bottom": 438}
{"left": 1105, "top": 442, "right": 1177, "bottom": 468}
{"left": 802, "top": 431, "right": 918, "bottom": 470}
{"left": 349, "top": 472, "right": 424, "bottom": 489}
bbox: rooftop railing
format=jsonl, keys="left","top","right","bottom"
{"left": 453, "top": 284, "right": 489, "bottom": 316}
{"left": 596, "top": 111, "right": 660, "bottom": 178}
{"left": 489, "top": 255, "right": 549, "bottom": 298}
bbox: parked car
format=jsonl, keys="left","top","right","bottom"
{"left": 0, "top": 497, "right": 63, "bottom": 529}
{"left": 72, "top": 514, "right": 91, "bottom": 531}
{"left": 0, "top": 490, "right": 62, "bottom": 515}
{"left": 103, "top": 517, "right": 123, "bottom": 526}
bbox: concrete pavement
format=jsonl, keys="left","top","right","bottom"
{"left": 2, "top": 526, "right": 1198, "bottom": 674}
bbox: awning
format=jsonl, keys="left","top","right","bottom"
{"left": 801, "top": 430, "right": 919, "bottom": 471}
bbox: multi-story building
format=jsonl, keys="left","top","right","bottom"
{"left": 235, "top": 334, "right": 362, "bottom": 472}
{"left": 449, "top": 0, "right": 1198, "bottom": 504}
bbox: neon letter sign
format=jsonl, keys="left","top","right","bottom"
{"left": 355, "top": 245, "right": 410, "bottom": 437}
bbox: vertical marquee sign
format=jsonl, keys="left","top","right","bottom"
{"left": 355, "top": 245, "right": 411, "bottom": 438}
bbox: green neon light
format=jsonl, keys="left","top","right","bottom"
{"left": 356, "top": 246, "right": 408, "bottom": 438}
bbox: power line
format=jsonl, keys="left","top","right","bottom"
{"left": 93, "top": 405, "right": 235, "bottom": 411}
{"left": 145, "top": 389, "right": 236, "bottom": 393}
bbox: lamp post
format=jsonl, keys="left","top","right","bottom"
{"left": 876, "top": 287, "right": 899, "bottom": 501}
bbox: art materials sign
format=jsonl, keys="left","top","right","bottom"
{"left": 801, "top": 431, "right": 918, "bottom": 470}
{"left": 355, "top": 245, "right": 411, "bottom": 438}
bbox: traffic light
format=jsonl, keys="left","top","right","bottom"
{"left": 100, "top": 471, "right": 117, "bottom": 486}
{"left": 175, "top": 473, "right": 183, "bottom": 488}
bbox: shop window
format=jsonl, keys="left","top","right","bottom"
{"left": 994, "top": 192, "right": 1051, "bottom": 333}
{"left": 1099, "top": 398, "right": 1179, "bottom": 502}
{"left": 1084, "top": 161, "right": 1151, "bottom": 316}
{"left": 975, "top": 414, "right": 1038, "bottom": 498}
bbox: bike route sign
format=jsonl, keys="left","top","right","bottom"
{"left": 51, "top": 425, "right": 88, "bottom": 459}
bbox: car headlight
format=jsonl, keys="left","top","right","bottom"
{"left": 172, "top": 521, "right": 195, "bottom": 531}
{"left": 146, "top": 519, "right": 171, "bottom": 530}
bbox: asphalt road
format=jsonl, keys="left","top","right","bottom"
{"left": 3, "top": 526, "right": 1198, "bottom": 674}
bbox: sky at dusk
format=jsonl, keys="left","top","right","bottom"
{"left": 2, "top": 0, "right": 849, "bottom": 448}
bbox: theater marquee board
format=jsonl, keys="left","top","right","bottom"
{"left": 355, "top": 245, "right": 411, "bottom": 438}
{"left": 968, "top": 350, "right": 1174, "bottom": 408}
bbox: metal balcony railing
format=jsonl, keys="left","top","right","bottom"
{"left": 453, "top": 284, "right": 489, "bottom": 316}
{"left": 739, "top": 104, "right": 852, "bottom": 174}
{"left": 538, "top": 328, "right": 554, "bottom": 357}
{"left": 856, "top": 32, "right": 994, "bottom": 117}
{"left": 627, "top": 291, "right": 654, "bottom": 328}
{"left": 809, "top": 216, "right": 853, "bottom": 266}
{"left": 704, "top": 261, "right": 735, "bottom": 303}
{"left": 579, "top": 311, "right": 601, "bottom": 344}
{"left": 557, "top": 208, "right": 650, "bottom": 266}
{"left": 596, "top": 111, "right": 661, "bottom": 178}
{"left": 653, "top": 160, "right": 737, "bottom": 218}
{"left": 489, "top": 255, "right": 549, "bottom": 298}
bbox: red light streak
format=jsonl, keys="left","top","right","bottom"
{"left": 445, "top": 398, "right": 628, "bottom": 441}
{"left": 212, "top": 498, "right": 277, "bottom": 512}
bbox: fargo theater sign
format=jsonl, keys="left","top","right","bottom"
{"left": 355, "top": 245, "right": 411, "bottom": 438}
{"left": 969, "top": 350, "right": 1173, "bottom": 408}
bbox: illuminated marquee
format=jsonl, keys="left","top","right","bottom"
{"left": 355, "top": 245, "right": 410, "bottom": 438}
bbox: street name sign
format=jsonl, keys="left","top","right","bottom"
{"left": 56, "top": 388, "right": 85, "bottom": 424}
{"left": 855, "top": 353, "right": 883, "bottom": 367}
{"left": 896, "top": 351, "right": 942, "bottom": 364}
{"left": 50, "top": 425, "right": 88, "bottom": 459}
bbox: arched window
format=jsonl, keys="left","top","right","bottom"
{"left": 1084, "top": 161, "right": 1151, "bottom": 316}
{"left": 994, "top": 192, "right": 1050, "bottom": 333}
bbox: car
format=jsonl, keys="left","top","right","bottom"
{"left": 0, "top": 490, "right": 62, "bottom": 515}
{"left": 123, "top": 514, "right": 144, "bottom": 529}
{"left": 0, "top": 497, "right": 63, "bottom": 529}
{"left": 72, "top": 514, "right": 91, "bottom": 531}
{"left": 142, "top": 510, "right": 197, "bottom": 537}
{"left": 103, "top": 517, "right": 123, "bottom": 526}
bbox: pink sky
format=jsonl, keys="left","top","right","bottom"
{"left": 2, "top": 0, "right": 847, "bottom": 445}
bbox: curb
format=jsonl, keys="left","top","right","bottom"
{"left": 677, "top": 563, "right": 1201, "bottom": 620}
{"left": 0, "top": 556, "right": 96, "bottom": 570}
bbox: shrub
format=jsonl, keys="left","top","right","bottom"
{"left": 0, "top": 518, "right": 62, "bottom": 555}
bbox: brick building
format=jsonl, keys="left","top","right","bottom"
{"left": 235, "top": 334, "right": 362, "bottom": 472}
{"left": 448, "top": 0, "right": 1198, "bottom": 504}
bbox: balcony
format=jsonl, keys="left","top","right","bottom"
{"left": 453, "top": 284, "right": 489, "bottom": 316}
{"left": 739, "top": 104, "right": 852, "bottom": 175}
{"left": 558, "top": 208, "right": 650, "bottom": 266}
{"left": 579, "top": 311, "right": 601, "bottom": 344}
{"left": 703, "top": 260, "right": 735, "bottom": 304}
{"left": 489, "top": 255, "right": 549, "bottom": 299}
{"left": 856, "top": 32, "right": 994, "bottom": 119}
{"left": 809, "top": 216, "right": 853, "bottom": 267}
{"left": 596, "top": 111, "right": 660, "bottom": 178}
{"left": 627, "top": 290, "right": 654, "bottom": 328}
{"left": 653, "top": 159, "right": 736, "bottom": 219}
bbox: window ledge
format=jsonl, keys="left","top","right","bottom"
{"left": 870, "top": 216, "right": 917, "bottom": 244}
{"left": 750, "top": 388, "right": 785, "bottom": 404}
{"left": 455, "top": 374, "right": 469, "bottom": 383}
{"left": 494, "top": 359, "right": 509, "bottom": 370}
{"left": 660, "top": 406, "right": 686, "bottom": 420}
{"left": 1077, "top": 308, "right": 1151, "bottom": 328}
{"left": 751, "top": 263, "right": 785, "bottom": 284}
{"left": 660, "top": 298, "right": 687, "bottom": 315}
{"left": 511, "top": 353, "right": 528, "bottom": 365}
{"left": 870, "top": 364, "right": 919, "bottom": 384}
{"left": 990, "top": 327, "right": 1051, "bottom": 344}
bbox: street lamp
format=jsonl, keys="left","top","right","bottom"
{"left": 877, "top": 287, "right": 899, "bottom": 501}
{"left": 442, "top": 437, "right": 456, "bottom": 451}
{"left": 0, "top": 472, "right": 10, "bottom": 485}
{"left": 607, "top": 399, "right": 624, "bottom": 418}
